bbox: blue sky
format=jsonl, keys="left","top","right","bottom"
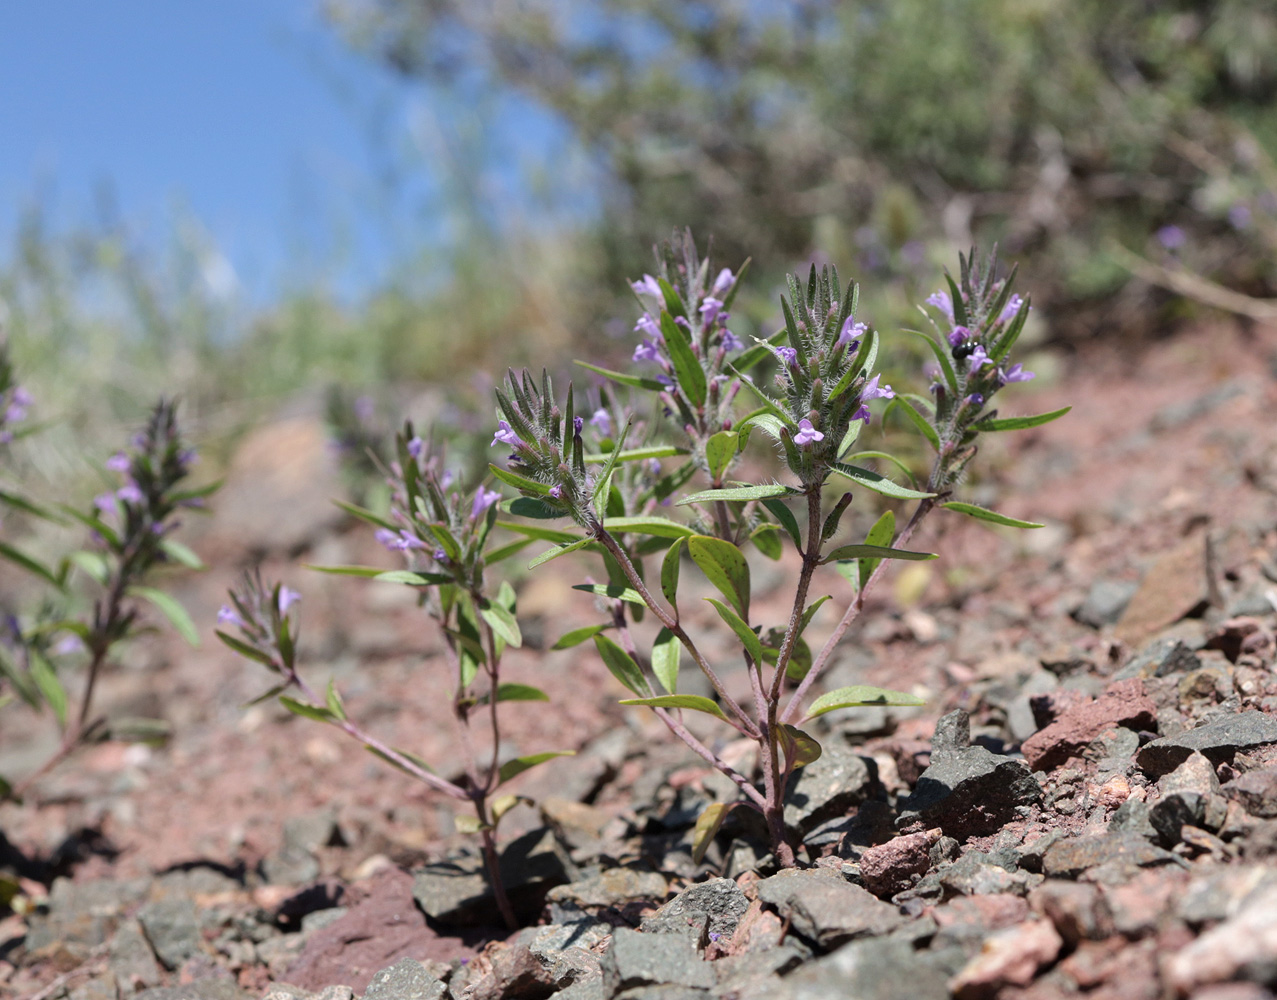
{"left": 0, "top": 0, "right": 528, "bottom": 302}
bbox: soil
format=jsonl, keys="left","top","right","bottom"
{"left": 3, "top": 317, "right": 1277, "bottom": 999}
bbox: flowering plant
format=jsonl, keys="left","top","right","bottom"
{"left": 493, "top": 235, "right": 1067, "bottom": 866}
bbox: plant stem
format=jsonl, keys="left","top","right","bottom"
{"left": 478, "top": 808, "right": 518, "bottom": 930}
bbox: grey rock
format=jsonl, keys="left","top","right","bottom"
{"left": 134, "top": 983, "right": 250, "bottom": 1000}
{"left": 1074, "top": 580, "right": 1137, "bottom": 629}
{"left": 1164, "top": 883, "right": 1277, "bottom": 994}
{"left": 755, "top": 938, "right": 962, "bottom": 1000}
{"left": 138, "top": 896, "right": 202, "bottom": 971}
{"left": 600, "top": 928, "right": 715, "bottom": 994}
{"left": 1136, "top": 711, "right": 1277, "bottom": 776}
{"left": 1108, "top": 798, "right": 1159, "bottom": 842}
{"left": 755, "top": 869, "right": 905, "bottom": 950}
{"left": 412, "top": 827, "right": 572, "bottom": 926}
{"left": 931, "top": 710, "right": 970, "bottom": 756}
{"left": 896, "top": 747, "right": 1041, "bottom": 839}
{"left": 1115, "top": 638, "right": 1202, "bottom": 681}
{"left": 614, "top": 988, "right": 709, "bottom": 1000}
{"left": 25, "top": 877, "right": 148, "bottom": 954}
{"left": 69, "top": 972, "right": 118, "bottom": 1000}
{"left": 640, "top": 878, "right": 749, "bottom": 947}
{"left": 935, "top": 854, "right": 1041, "bottom": 898}
{"left": 546, "top": 867, "right": 668, "bottom": 910}
{"left": 783, "top": 743, "right": 879, "bottom": 837}
{"left": 1041, "top": 833, "right": 1181, "bottom": 882}
{"left": 1227, "top": 765, "right": 1277, "bottom": 818}
{"left": 712, "top": 945, "right": 804, "bottom": 989}
{"left": 108, "top": 918, "right": 163, "bottom": 989}
{"left": 529, "top": 919, "right": 611, "bottom": 963}
{"left": 1150, "top": 751, "right": 1229, "bottom": 845}
{"left": 263, "top": 810, "right": 342, "bottom": 886}
{"left": 362, "top": 958, "right": 447, "bottom": 1000}
{"left": 1177, "top": 866, "right": 1277, "bottom": 927}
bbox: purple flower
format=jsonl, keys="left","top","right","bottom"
{"left": 964, "top": 393, "right": 985, "bottom": 407}
{"left": 354, "top": 395, "right": 375, "bottom": 423}
{"left": 997, "top": 295, "right": 1024, "bottom": 325}
{"left": 94, "top": 492, "right": 116, "bottom": 514}
{"left": 116, "top": 483, "right": 144, "bottom": 504}
{"left": 719, "top": 329, "right": 743, "bottom": 352}
{"left": 106, "top": 451, "right": 131, "bottom": 473}
{"left": 278, "top": 586, "right": 301, "bottom": 614}
{"left": 947, "top": 326, "right": 971, "bottom": 347}
{"left": 53, "top": 635, "right": 85, "bottom": 656}
{"left": 699, "top": 296, "right": 724, "bottom": 326}
{"left": 549, "top": 485, "right": 563, "bottom": 500}
{"left": 967, "top": 345, "right": 992, "bottom": 373}
{"left": 794, "top": 418, "right": 824, "bottom": 446}
{"left": 926, "top": 290, "right": 954, "bottom": 320}
{"left": 631, "top": 274, "right": 662, "bottom": 299}
{"left": 774, "top": 346, "right": 798, "bottom": 367}
{"left": 217, "top": 605, "right": 245, "bottom": 628}
{"left": 1157, "top": 225, "right": 1186, "bottom": 250}
{"left": 1230, "top": 204, "right": 1253, "bottom": 230}
{"left": 634, "top": 313, "right": 660, "bottom": 338}
{"left": 590, "top": 408, "right": 613, "bottom": 436}
{"left": 646, "top": 458, "right": 662, "bottom": 476}
{"left": 381, "top": 530, "right": 427, "bottom": 552}
{"left": 711, "top": 268, "right": 735, "bottom": 297}
{"left": 655, "top": 374, "right": 674, "bottom": 388}
{"left": 999, "top": 363, "right": 1035, "bottom": 384}
{"left": 861, "top": 374, "right": 895, "bottom": 401}
{"left": 12, "top": 387, "right": 31, "bottom": 408}
{"left": 853, "top": 404, "right": 871, "bottom": 424}
{"left": 441, "top": 470, "right": 455, "bottom": 490}
{"left": 374, "top": 528, "right": 399, "bottom": 551}
{"left": 633, "top": 339, "right": 662, "bottom": 363}
{"left": 838, "top": 317, "right": 867, "bottom": 349}
{"left": 406, "top": 436, "right": 425, "bottom": 459}
{"left": 470, "top": 487, "right": 501, "bottom": 520}
{"left": 433, "top": 548, "right": 448, "bottom": 563}
{"left": 573, "top": 416, "right": 584, "bottom": 435}
{"left": 491, "top": 420, "right": 522, "bottom": 448}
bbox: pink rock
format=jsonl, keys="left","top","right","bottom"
{"left": 1021, "top": 679, "right": 1157, "bottom": 771}
{"left": 858, "top": 829, "right": 939, "bottom": 898}
{"left": 950, "top": 918, "right": 1064, "bottom": 999}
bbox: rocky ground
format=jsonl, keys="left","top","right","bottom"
{"left": 4, "top": 319, "right": 1277, "bottom": 999}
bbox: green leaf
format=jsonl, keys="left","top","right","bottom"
{"left": 0, "top": 488, "right": 62, "bottom": 523}
{"left": 941, "top": 501, "right": 1044, "bottom": 529}
{"left": 778, "top": 725, "right": 822, "bottom": 768}
{"left": 528, "top": 537, "right": 593, "bottom": 569}
{"left": 859, "top": 510, "right": 895, "bottom": 591}
{"left": 127, "top": 586, "right": 199, "bottom": 646}
{"left": 592, "top": 416, "right": 634, "bottom": 507}
{"left": 657, "top": 276, "right": 685, "bottom": 317}
{"left": 678, "top": 483, "right": 795, "bottom": 505}
{"left": 688, "top": 535, "right": 751, "bottom": 619}
{"left": 840, "top": 450, "right": 919, "bottom": 484}
{"left": 239, "top": 682, "right": 288, "bottom": 709}
{"left": 326, "top": 679, "right": 347, "bottom": 721}
{"left": 830, "top": 463, "right": 936, "bottom": 500}
{"left": 504, "top": 496, "right": 568, "bottom": 520}
{"left": 901, "top": 328, "right": 959, "bottom": 395}
{"left": 375, "top": 570, "right": 453, "bottom": 585}
{"left": 603, "top": 516, "right": 695, "bottom": 538}
{"left": 216, "top": 630, "right": 278, "bottom": 669}
{"left": 28, "top": 651, "right": 67, "bottom": 726}
{"left": 574, "top": 361, "right": 668, "bottom": 392}
{"left": 305, "top": 564, "right": 394, "bottom": 578}
{"left": 762, "top": 497, "right": 803, "bottom": 550}
{"left": 479, "top": 683, "right": 550, "bottom": 705}
{"left": 989, "top": 291, "right": 1032, "bottom": 361}
{"left": 736, "top": 411, "right": 791, "bottom": 448}
{"left": 828, "top": 327, "right": 878, "bottom": 402}
{"left": 618, "top": 694, "right": 728, "bottom": 722}
{"left": 704, "top": 598, "right": 762, "bottom": 666}
{"left": 332, "top": 498, "right": 399, "bottom": 532}
{"left": 483, "top": 537, "right": 535, "bottom": 565}
{"left": 661, "top": 312, "right": 707, "bottom": 407}
{"left": 652, "top": 627, "right": 681, "bottom": 694}
{"left": 454, "top": 814, "right": 485, "bottom": 834}
{"left": 497, "top": 749, "right": 576, "bottom": 786}
{"left": 820, "top": 543, "right": 936, "bottom": 565}
{"left": 573, "top": 583, "right": 647, "bottom": 606}
{"left": 888, "top": 395, "right": 941, "bottom": 450}
{"left": 971, "top": 406, "right": 1071, "bottom": 432}
{"left": 0, "top": 541, "right": 64, "bottom": 589}
{"left": 497, "top": 522, "right": 581, "bottom": 543}
{"left": 279, "top": 696, "right": 336, "bottom": 724}
{"left": 691, "top": 802, "right": 739, "bottom": 864}
{"left": 803, "top": 685, "right": 926, "bottom": 721}
{"left": 487, "top": 463, "right": 548, "bottom": 495}
{"left": 705, "top": 431, "right": 737, "bottom": 481}
{"left": 661, "top": 537, "right": 684, "bottom": 611}
{"left": 594, "top": 634, "right": 650, "bottom": 696}
{"left": 480, "top": 600, "right": 522, "bottom": 649}
{"left": 58, "top": 504, "right": 121, "bottom": 549}
{"left": 159, "top": 538, "right": 205, "bottom": 570}
{"left": 551, "top": 623, "right": 611, "bottom": 649}
{"left": 365, "top": 743, "right": 436, "bottom": 780}
{"left": 583, "top": 444, "right": 687, "bottom": 465}
{"left": 750, "top": 523, "right": 783, "bottom": 560}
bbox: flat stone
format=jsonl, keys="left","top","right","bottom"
{"left": 24, "top": 876, "right": 148, "bottom": 954}
{"left": 108, "top": 917, "right": 163, "bottom": 990}
{"left": 858, "top": 830, "right": 938, "bottom": 898}
{"left": 949, "top": 919, "right": 1064, "bottom": 999}
{"left": 896, "top": 747, "right": 1041, "bottom": 839}
{"left": 263, "top": 810, "right": 342, "bottom": 887}
{"left": 764, "top": 937, "right": 963, "bottom": 1000}
{"left": 546, "top": 867, "right": 667, "bottom": 910}
{"left": 1028, "top": 881, "right": 1113, "bottom": 944}
{"left": 599, "top": 928, "right": 715, "bottom": 994}
{"left": 1227, "top": 765, "right": 1277, "bottom": 818}
{"left": 137, "top": 897, "right": 202, "bottom": 971}
{"left": 412, "top": 827, "right": 572, "bottom": 926}
{"left": 1041, "top": 833, "right": 1180, "bottom": 881}
{"left": 783, "top": 742, "right": 879, "bottom": 837}
{"left": 1136, "top": 711, "right": 1277, "bottom": 777}
{"left": 1020, "top": 679, "right": 1157, "bottom": 771}
{"left": 1165, "top": 884, "right": 1277, "bottom": 994}
{"left": 362, "top": 958, "right": 447, "bottom": 1000}
{"left": 1115, "top": 532, "right": 1215, "bottom": 646}
{"left": 1075, "top": 580, "right": 1137, "bottom": 629}
{"left": 1150, "top": 752, "right": 1229, "bottom": 845}
{"left": 639, "top": 877, "right": 749, "bottom": 945}
{"left": 755, "top": 869, "right": 905, "bottom": 950}
{"left": 1177, "top": 866, "right": 1277, "bottom": 927}
{"left": 134, "top": 983, "right": 251, "bottom": 1000}
{"left": 1115, "top": 638, "right": 1201, "bottom": 681}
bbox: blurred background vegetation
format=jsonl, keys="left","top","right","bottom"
{"left": 4, "top": 0, "right": 1277, "bottom": 471}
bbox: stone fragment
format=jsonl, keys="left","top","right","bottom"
{"left": 1149, "top": 751, "right": 1229, "bottom": 845}
{"left": 1028, "top": 881, "right": 1112, "bottom": 945}
{"left": 108, "top": 917, "right": 163, "bottom": 990}
{"left": 949, "top": 919, "right": 1063, "bottom": 999}
{"left": 262, "top": 810, "right": 342, "bottom": 887}
{"left": 1164, "top": 884, "right": 1277, "bottom": 994}
{"left": 755, "top": 869, "right": 905, "bottom": 949}
{"left": 599, "top": 928, "right": 715, "bottom": 994}
{"left": 1177, "top": 866, "right": 1277, "bottom": 927}
{"left": 362, "top": 958, "right": 447, "bottom": 1000}
{"left": 931, "top": 710, "right": 970, "bottom": 756}
{"left": 1227, "top": 764, "right": 1277, "bottom": 818}
{"left": 639, "top": 877, "right": 749, "bottom": 944}
{"left": 930, "top": 894, "right": 1029, "bottom": 953}
{"left": 134, "top": 983, "right": 251, "bottom": 1000}
{"left": 546, "top": 867, "right": 668, "bottom": 910}
{"left": 896, "top": 747, "right": 1041, "bottom": 839}
{"left": 412, "top": 827, "right": 572, "bottom": 926}
{"left": 1115, "top": 532, "right": 1216, "bottom": 646}
{"left": 858, "top": 830, "right": 939, "bottom": 898}
{"left": 711, "top": 945, "right": 805, "bottom": 990}
{"left": 764, "top": 937, "right": 963, "bottom": 1000}
{"left": 1074, "top": 580, "right": 1137, "bottom": 629}
{"left": 1115, "top": 637, "right": 1202, "bottom": 680}
{"left": 1136, "top": 711, "right": 1277, "bottom": 777}
{"left": 452, "top": 935, "right": 560, "bottom": 1000}
{"left": 1020, "top": 679, "right": 1157, "bottom": 771}
{"left": 24, "top": 877, "right": 148, "bottom": 956}
{"left": 137, "top": 897, "right": 202, "bottom": 971}
{"left": 1041, "top": 833, "right": 1180, "bottom": 882}
{"left": 783, "top": 742, "right": 879, "bottom": 837}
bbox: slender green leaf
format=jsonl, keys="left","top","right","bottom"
{"left": 127, "top": 586, "right": 199, "bottom": 646}
{"left": 651, "top": 627, "right": 681, "bottom": 694}
{"left": 497, "top": 522, "right": 581, "bottom": 542}
{"left": 58, "top": 504, "right": 120, "bottom": 549}
{"left": 705, "top": 431, "right": 737, "bottom": 481}
{"left": 0, "top": 542, "right": 63, "bottom": 588}
{"left": 679, "top": 483, "right": 795, "bottom": 505}
{"left": 305, "top": 564, "right": 393, "bottom": 578}
{"left": 216, "top": 630, "right": 278, "bottom": 669}
{"left": 657, "top": 276, "right": 685, "bottom": 317}
{"left": 691, "top": 802, "right": 739, "bottom": 864}
{"left": 479, "top": 601, "right": 522, "bottom": 649}
{"left": 573, "top": 583, "right": 647, "bottom": 605}
{"left": 687, "top": 535, "right": 751, "bottom": 619}
{"left": 803, "top": 685, "right": 926, "bottom": 720}
{"left": 750, "top": 523, "right": 783, "bottom": 560}
{"left": 594, "top": 633, "right": 649, "bottom": 695}
{"left": 326, "top": 679, "right": 347, "bottom": 721}
{"left": 583, "top": 444, "right": 687, "bottom": 465}
{"left": 488, "top": 464, "right": 550, "bottom": 495}
{"left": 528, "top": 537, "right": 592, "bottom": 569}
{"left": 828, "top": 327, "right": 878, "bottom": 402}
{"left": 484, "top": 537, "right": 535, "bottom": 564}
{"left": 159, "top": 538, "right": 205, "bottom": 570}
{"left": 603, "top": 516, "right": 694, "bottom": 538}
{"left": 279, "top": 696, "right": 336, "bottom": 724}
{"left": 592, "top": 416, "right": 633, "bottom": 506}
{"left": 504, "top": 497, "right": 568, "bottom": 519}
{"left": 366, "top": 744, "right": 436, "bottom": 779}
{"left": 820, "top": 543, "right": 936, "bottom": 564}
{"left": 888, "top": 396, "right": 941, "bottom": 450}
{"left": 971, "top": 406, "right": 1071, "bottom": 433}
{"left": 901, "top": 327, "right": 958, "bottom": 394}
{"left": 551, "top": 623, "right": 611, "bottom": 649}
{"left": 28, "top": 652, "right": 67, "bottom": 726}
{"left": 479, "top": 683, "right": 549, "bottom": 705}
{"left": 376, "top": 570, "right": 453, "bottom": 585}
{"left": 661, "top": 537, "right": 684, "bottom": 611}
{"left": 0, "top": 488, "right": 61, "bottom": 522}
{"left": 333, "top": 498, "right": 398, "bottom": 531}
{"left": 618, "top": 694, "right": 728, "bottom": 722}
{"left": 830, "top": 463, "right": 936, "bottom": 500}
{"left": 734, "top": 327, "right": 787, "bottom": 372}
{"left": 497, "top": 749, "right": 576, "bottom": 786}
{"left": 661, "top": 312, "right": 707, "bottom": 407}
{"left": 858, "top": 510, "right": 894, "bottom": 590}
{"left": 574, "top": 361, "right": 668, "bottom": 392}
{"left": 705, "top": 598, "right": 762, "bottom": 665}
{"left": 941, "top": 502, "right": 1044, "bottom": 529}
{"left": 761, "top": 497, "right": 802, "bottom": 550}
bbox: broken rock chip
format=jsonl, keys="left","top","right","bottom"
{"left": 1114, "top": 531, "right": 1216, "bottom": 647}
{"left": 949, "top": 918, "right": 1063, "bottom": 1000}
{"left": 1019, "top": 679, "right": 1157, "bottom": 772}
{"left": 1135, "top": 711, "right": 1277, "bottom": 777}
{"left": 896, "top": 747, "right": 1041, "bottom": 840}
{"left": 755, "top": 869, "right": 905, "bottom": 950}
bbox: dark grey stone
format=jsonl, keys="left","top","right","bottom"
{"left": 931, "top": 710, "right": 970, "bottom": 757}
{"left": 600, "top": 928, "right": 716, "bottom": 994}
{"left": 1136, "top": 711, "right": 1277, "bottom": 777}
{"left": 108, "top": 917, "right": 163, "bottom": 990}
{"left": 137, "top": 896, "right": 202, "bottom": 971}
{"left": 362, "top": 958, "right": 447, "bottom": 1000}
{"left": 614, "top": 988, "right": 709, "bottom": 1000}
{"left": 639, "top": 877, "right": 748, "bottom": 947}
{"left": 1074, "top": 580, "right": 1137, "bottom": 629}
{"left": 760, "top": 938, "right": 963, "bottom": 1000}
{"left": 755, "top": 869, "right": 905, "bottom": 950}
{"left": 1150, "top": 752, "right": 1229, "bottom": 845}
{"left": 412, "top": 827, "right": 572, "bottom": 926}
{"left": 1041, "top": 833, "right": 1181, "bottom": 881}
{"left": 263, "top": 810, "right": 342, "bottom": 886}
{"left": 935, "top": 853, "right": 1040, "bottom": 898}
{"left": 1114, "top": 638, "right": 1202, "bottom": 681}
{"left": 1227, "top": 765, "right": 1277, "bottom": 818}
{"left": 24, "top": 877, "right": 148, "bottom": 955}
{"left": 783, "top": 743, "right": 879, "bottom": 837}
{"left": 896, "top": 747, "right": 1041, "bottom": 839}
{"left": 712, "top": 945, "right": 805, "bottom": 989}
{"left": 1108, "top": 798, "right": 1159, "bottom": 842}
